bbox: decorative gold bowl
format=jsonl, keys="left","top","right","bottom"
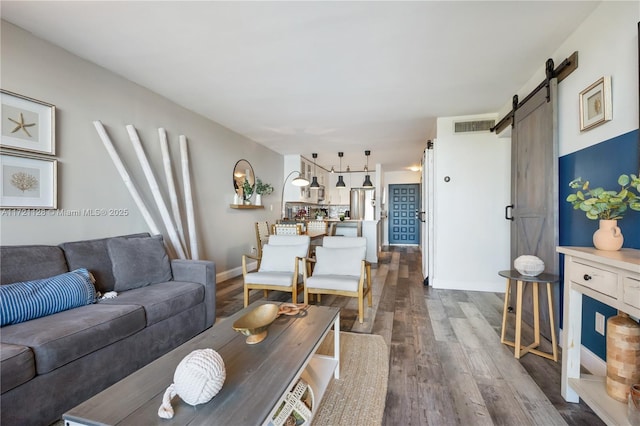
{"left": 233, "top": 303, "right": 280, "bottom": 344}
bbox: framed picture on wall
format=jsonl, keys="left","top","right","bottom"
{"left": 579, "top": 76, "right": 612, "bottom": 131}
{"left": 1, "top": 90, "right": 56, "bottom": 155}
{"left": 1, "top": 153, "right": 57, "bottom": 209}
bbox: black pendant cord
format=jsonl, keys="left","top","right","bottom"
{"left": 491, "top": 51, "right": 578, "bottom": 134}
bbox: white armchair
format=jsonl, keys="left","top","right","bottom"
{"left": 303, "top": 237, "right": 372, "bottom": 323}
{"left": 242, "top": 235, "right": 310, "bottom": 307}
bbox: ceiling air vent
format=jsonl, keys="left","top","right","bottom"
{"left": 454, "top": 120, "right": 496, "bottom": 133}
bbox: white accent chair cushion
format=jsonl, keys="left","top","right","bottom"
{"left": 306, "top": 275, "right": 359, "bottom": 292}
{"left": 258, "top": 243, "right": 308, "bottom": 272}
{"left": 267, "top": 235, "right": 310, "bottom": 246}
{"left": 246, "top": 271, "right": 303, "bottom": 286}
{"left": 322, "top": 236, "right": 366, "bottom": 249}
{"left": 313, "top": 246, "right": 365, "bottom": 277}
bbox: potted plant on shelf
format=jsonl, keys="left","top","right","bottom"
{"left": 242, "top": 179, "right": 254, "bottom": 205}
{"left": 566, "top": 173, "right": 640, "bottom": 250}
{"left": 254, "top": 178, "right": 273, "bottom": 206}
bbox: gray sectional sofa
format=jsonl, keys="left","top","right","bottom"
{"left": 0, "top": 233, "right": 216, "bottom": 426}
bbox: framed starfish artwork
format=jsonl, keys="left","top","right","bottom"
{"left": 1, "top": 90, "right": 55, "bottom": 155}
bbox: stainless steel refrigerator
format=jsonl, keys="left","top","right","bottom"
{"left": 349, "top": 188, "right": 375, "bottom": 220}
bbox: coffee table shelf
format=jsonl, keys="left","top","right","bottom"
{"left": 301, "top": 355, "right": 339, "bottom": 404}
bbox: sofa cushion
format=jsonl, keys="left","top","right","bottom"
{"left": 60, "top": 233, "right": 149, "bottom": 293}
{"left": 107, "top": 235, "right": 172, "bottom": 291}
{"left": 0, "top": 268, "right": 96, "bottom": 327}
{"left": 0, "top": 343, "right": 35, "bottom": 393}
{"left": 99, "top": 281, "right": 204, "bottom": 326}
{"left": 0, "top": 245, "right": 68, "bottom": 285}
{"left": 0, "top": 303, "right": 145, "bottom": 374}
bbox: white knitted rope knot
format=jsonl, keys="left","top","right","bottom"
{"left": 158, "top": 348, "right": 226, "bottom": 419}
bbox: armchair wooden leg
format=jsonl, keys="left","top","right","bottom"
{"left": 263, "top": 290, "right": 268, "bottom": 298}
{"left": 304, "top": 288, "right": 309, "bottom": 305}
{"left": 292, "top": 285, "right": 297, "bottom": 304}
{"left": 358, "top": 292, "right": 364, "bottom": 324}
{"left": 244, "top": 286, "right": 250, "bottom": 307}
{"left": 367, "top": 268, "right": 373, "bottom": 307}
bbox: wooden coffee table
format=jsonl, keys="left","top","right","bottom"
{"left": 63, "top": 301, "right": 340, "bottom": 425}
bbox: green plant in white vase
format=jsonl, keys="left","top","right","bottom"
{"left": 254, "top": 178, "right": 273, "bottom": 206}
{"left": 242, "top": 179, "right": 254, "bottom": 204}
{"left": 566, "top": 173, "right": 640, "bottom": 250}
{"left": 255, "top": 179, "right": 274, "bottom": 196}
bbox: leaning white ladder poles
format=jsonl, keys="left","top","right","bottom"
{"left": 93, "top": 121, "right": 162, "bottom": 236}
{"left": 180, "top": 135, "right": 199, "bottom": 260}
{"left": 93, "top": 121, "right": 199, "bottom": 260}
{"left": 159, "top": 128, "right": 187, "bottom": 255}
{"left": 126, "top": 125, "right": 187, "bottom": 259}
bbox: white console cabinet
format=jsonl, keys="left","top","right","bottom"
{"left": 557, "top": 246, "right": 640, "bottom": 426}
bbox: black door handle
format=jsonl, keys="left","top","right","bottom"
{"left": 505, "top": 205, "right": 514, "bottom": 221}
{"left": 415, "top": 210, "right": 426, "bottom": 223}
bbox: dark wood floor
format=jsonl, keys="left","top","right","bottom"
{"left": 216, "top": 246, "right": 604, "bottom": 425}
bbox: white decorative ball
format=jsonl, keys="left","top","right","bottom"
{"left": 514, "top": 255, "right": 545, "bottom": 276}
{"left": 158, "top": 348, "right": 226, "bottom": 419}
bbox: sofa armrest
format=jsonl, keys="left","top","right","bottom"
{"left": 171, "top": 259, "right": 216, "bottom": 328}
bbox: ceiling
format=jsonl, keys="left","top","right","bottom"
{"left": 1, "top": 1, "right": 600, "bottom": 172}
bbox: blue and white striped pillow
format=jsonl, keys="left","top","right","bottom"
{"left": 1, "top": 268, "right": 96, "bottom": 327}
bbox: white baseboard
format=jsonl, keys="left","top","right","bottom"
{"left": 558, "top": 329, "right": 607, "bottom": 376}
{"left": 216, "top": 261, "right": 257, "bottom": 283}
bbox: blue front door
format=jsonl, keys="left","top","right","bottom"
{"left": 388, "top": 184, "right": 420, "bottom": 245}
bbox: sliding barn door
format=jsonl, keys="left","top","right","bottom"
{"left": 510, "top": 79, "right": 559, "bottom": 340}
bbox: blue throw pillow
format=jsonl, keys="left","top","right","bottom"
{"left": 1, "top": 268, "right": 96, "bottom": 327}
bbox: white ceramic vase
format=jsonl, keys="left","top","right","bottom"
{"left": 255, "top": 194, "right": 262, "bottom": 206}
{"left": 593, "top": 219, "right": 624, "bottom": 251}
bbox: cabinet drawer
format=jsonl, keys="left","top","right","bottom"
{"left": 570, "top": 261, "right": 617, "bottom": 296}
{"left": 624, "top": 276, "right": 640, "bottom": 310}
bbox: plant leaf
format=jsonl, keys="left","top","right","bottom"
{"left": 618, "top": 174, "right": 630, "bottom": 186}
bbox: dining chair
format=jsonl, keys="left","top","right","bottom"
{"left": 306, "top": 220, "right": 327, "bottom": 234}
{"left": 272, "top": 223, "right": 303, "bottom": 235}
{"left": 305, "top": 220, "right": 327, "bottom": 258}
{"left": 303, "top": 236, "right": 372, "bottom": 323}
{"left": 242, "top": 235, "right": 310, "bottom": 307}
{"left": 255, "top": 221, "right": 270, "bottom": 258}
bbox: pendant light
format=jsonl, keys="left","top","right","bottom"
{"left": 362, "top": 150, "right": 373, "bottom": 187}
{"left": 336, "top": 152, "right": 346, "bottom": 187}
{"left": 310, "top": 153, "right": 320, "bottom": 188}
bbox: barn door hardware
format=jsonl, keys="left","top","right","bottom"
{"left": 491, "top": 51, "right": 578, "bottom": 134}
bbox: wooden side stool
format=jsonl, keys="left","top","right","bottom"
{"left": 498, "top": 270, "right": 560, "bottom": 361}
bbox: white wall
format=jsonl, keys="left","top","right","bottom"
{"left": 0, "top": 21, "right": 283, "bottom": 281}
{"left": 432, "top": 113, "right": 510, "bottom": 292}
{"left": 498, "top": 1, "right": 639, "bottom": 155}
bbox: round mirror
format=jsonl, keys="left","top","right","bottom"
{"left": 233, "top": 159, "right": 255, "bottom": 198}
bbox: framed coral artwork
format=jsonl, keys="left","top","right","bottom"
{"left": 1, "top": 90, "right": 56, "bottom": 155}
{"left": 1, "top": 153, "right": 57, "bottom": 209}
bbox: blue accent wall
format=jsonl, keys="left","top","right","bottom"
{"left": 558, "top": 129, "right": 640, "bottom": 360}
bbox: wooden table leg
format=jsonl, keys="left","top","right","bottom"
{"left": 532, "top": 281, "right": 540, "bottom": 348}
{"left": 501, "top": 278, "right": 511, "bottom": 344}
{"left": 515, "top": 280, "right": 524, "bottom": 359}
{"left": 547, "top": 282, "right": 558, "bottom": 362}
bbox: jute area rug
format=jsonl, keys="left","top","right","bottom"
{"left": 312, "top": 331, "right": 389, "bottom": 426}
